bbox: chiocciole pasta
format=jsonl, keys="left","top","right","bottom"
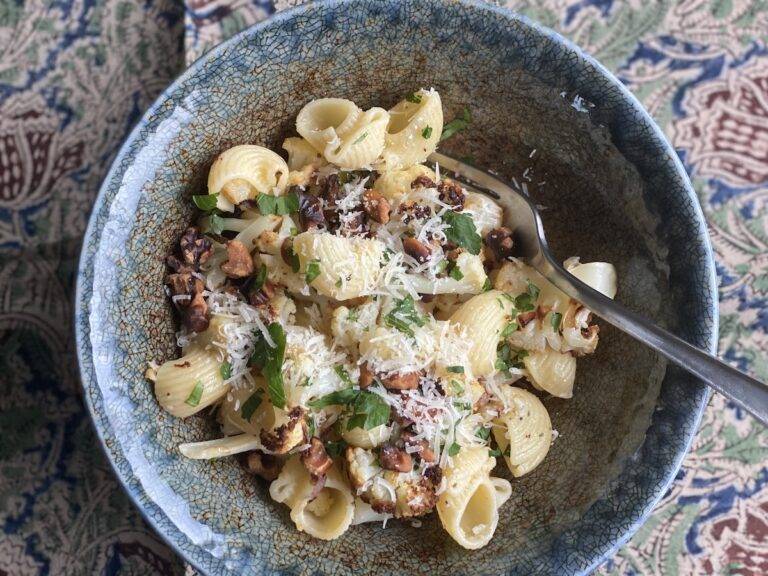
{"left": 148, "top": 90, "right": 618, "bottom": 549}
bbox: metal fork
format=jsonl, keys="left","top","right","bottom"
{"left": 430, "top": 152, "right": 768, "bottom": 426}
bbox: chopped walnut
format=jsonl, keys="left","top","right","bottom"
{"left": 402, "top": 237, "right": 432, "bottom": 264}
{"left": 401, "top": 430, "right": 436, "bottom": 463}
{"left": 486, "top": 227, "right": 514, "bottom": 261}
{"left": 437, "top": 179, "right": 465, "bottom": 208}
{"left": 186, "top": 290, "right": 209, "bottom": 332}
{"left": 398, "top": 201, "right": 432, "bottom": 224}
{"left": 298, "top": 191, "right": 325, "bottom": 231}
{"left": 411, "top": 175, "right": 436, "bottom": 189}
{"left": 362, "top": 190, "right": 391, "bottom": 224}
{"left": 179, "top": 227, "right": 213, "bottom": 268}
{"left": 380, "top": 444, "right": 413, "bottom": 472}
{"left": 248, "top": 280, "right": 277, "bottom": 307}
{"left": 381, "top": 371, "right": 419, "bottom": 390}
{"left": 221, "top": 240, "right": 254, "bottom": 278}
{"left": 302, "top": 437, "right": 333, "bottom": 477}
{"left": 358, "top": 363, "right": 375, "bottom": 389}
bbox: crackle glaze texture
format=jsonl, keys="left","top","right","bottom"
{"left": 75, "top": 1, "right": 717, "bottom": 575}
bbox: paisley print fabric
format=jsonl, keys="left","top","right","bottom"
{"left": 0, "top": 0, "right": 765, "bottom": 574}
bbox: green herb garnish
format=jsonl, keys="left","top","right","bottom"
{"left": 482, "top": 277, "right": 492, "bottom": 292}
{"left": 219, "top": 362, "right": 232, "bottom": 380}
{"left": 308, "top": 389, "right": 390, "bottom": 431}
{"left": 209, "top": 213, "right": 225, "bottom": 235}
{"left": 447, "top": 366, "right": 464, "bottom": 374}
{"left": 240, "top": 391, "right": 263, "bottom": 421}
{"left": 440, "top": 108, "right": 471, "bottom": 142}
{"left": 193, "top": 193, "right": 218, "bottom": 211}
{"left": 406, "top": 92, "right": 422, "bottom": 104}
{"left": 441, "top": 210, "right": 481, "bottom": 255}
{"left": 334, "top": 365, "right": 354, "bottom": 387}
{"left": 551, "top": 312, "right": 562, "bottom": 331}
{"left": 325, "top": 440, "right": 348, "bottom": 458}
{"left": 305, "top": 259, "right": 321, "bottom": 283}
{"left": 308, "top": 388, "right": 360, "bottom": 409}
{"left": 501, "top": 321, "right": 519, "bottom": 338}
{"left": 257, "top": 192, "right": 299, "bottom": 215}
{"left": 448, "top": 264, "right": 464, "bottom": 281}
{"left": 488, "top": 447, "right": 503, "bottom": 458}
{"left": 449, "top": 379, "right": 465, "bottom": 394}
{"left": 447, "top": 442, "right": 461, "bottom": 457}
{"left": 249, "top": 323, "right": 287, "bottom": 408}
{"left": 422, "top": 126, "right": 433, "bottom": 139}
{"left": 185, "top": 380, "right": 204, "bottom": 407}
{"left": 252, "top": 264, "right": 268, "bottom": 292}
{"left": 384, "top": 295, "right": 426, "bottom": 338}
{"left": 352, "top": 132, "right": 368, "bottom": 145}
{"left": 475, "top": 427, "right": 491, "bottom": 441}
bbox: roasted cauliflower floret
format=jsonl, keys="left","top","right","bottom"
{"left": 260, "top": 407, "right": 306, "bottom": 454}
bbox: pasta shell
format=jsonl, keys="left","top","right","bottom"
{"left": 381, "top": 89, "right": 443, "bottom": 171}
{"left": 523, "top": 347, "right": 577, "bottom": 398}
{"left": 296, "top": 98, "right": 361, "bottom": 153}
{"left": 492, "top": 386, "right": 552, "bottom": 477}
{"left": 207, "top": 145, "right": 290, "bottom": 210}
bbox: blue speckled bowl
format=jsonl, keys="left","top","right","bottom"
{"left": 75, "top": 1, "right": 718, "bottom": 574}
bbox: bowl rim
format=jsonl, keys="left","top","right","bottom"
{"left": 75, "top": 0, "right": 718, "bottom": 574}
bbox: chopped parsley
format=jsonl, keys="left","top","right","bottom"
{"left": 475, "top": 427, "right": 492, "bottom": 441}
{"left": 334, "top": 365, "right": 354, "bottom": 387}
{"left": 384, "top": 295, "right": 426, "bottom": 338}
{"left": 209, "top": 213, "right": 225, "bottom": 235}
{"left": 440, "top": 107, "right": 471, "bottom": 142}
{"left": 324, "top": 439, "right": 348, "bottom": 458}
{"left": 514, "top": 282, "right": 540, "bottom": 312}
{"left": 305, "top": 259, "right": 321, "bottom": 283}
{"left": 482, "top": 277, "right": 492, "bottom": 292}
{"left": 347, "top": 307, "right": 360, "bottom": 323}
{"left": 488, "top": 447, "right": 503, "bottom": 458}
{"left": 335, "top": 278, "right": 343, "bottom": 287}
{"left": 257, "top": 191, "right": 299, "bottom": 215}
{"left": 447, "top": 442, "right": 461, "bottom": 457}
{"left": 495, "top": 343, "right": 529, "bottom": 373}
{"left": 551, "top": 312, "right": 563, "bottom": 331}
{"left": 449, "top": 379, "right": 465, "bottom": 394}
{"left": 446, "top": 365, "right": 464, "bottom": 374}
{"left": 252, "top": 264, "right": 268, "bottom": 292}
{"left": 308, "top": 389, "right": 390, "bottom": 431}
{"left": 501, "top": 321, "right": 519, "bottom": 338}
{"left": 448, "top": 263, "right": 464, "bottom": 281}
{"left": 405, "top": 92, "right": 422, "bottom": 104}
{"left": 192, "top": 193, "right": 218, "bottom": 211}
{"left": 185, "top": 381, "right": 204, "bottom": 407}
{"left": 352, "top": 132, "right": 368, "bottom": 145}
{"left": 441, "top": 210, "right": 481, "bottom": 255}
{"left": 421, "top": 126, "right": 433, "bottom": 139}
{"left": 219, "top": 362, "right": 232, "bottom": 380}
{"left": 249, "top": 323, "right": 287, "bottom": 409}
{"left": 240, "top": 391, "right": 263, "bottom": 421}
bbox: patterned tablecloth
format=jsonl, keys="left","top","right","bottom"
{"left": 1, "top": 0, "right": 766, "bottom": 574}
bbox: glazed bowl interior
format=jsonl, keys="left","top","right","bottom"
{"left": 76, "top": 1, "right": 716, "bottom": 575}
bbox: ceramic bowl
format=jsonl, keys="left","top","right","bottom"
{"left": 75, "top": 0, "right": 717, "bottom": 574}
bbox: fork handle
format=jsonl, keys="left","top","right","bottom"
{"left": 534, "top": 253, "right": 768, "bottom": 426}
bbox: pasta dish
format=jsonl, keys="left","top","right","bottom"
{"left": 147, "top": 89, "right": 617, "bottom": 549}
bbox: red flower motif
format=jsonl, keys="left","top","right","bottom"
{"left": 673, "top": 57, "right": 768, "bottom": 187}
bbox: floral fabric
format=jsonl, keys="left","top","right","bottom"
{"left": 0, "top": 0, "right": 766, "bottom": 574}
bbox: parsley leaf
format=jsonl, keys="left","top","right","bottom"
{"left": 325, "top": 439, "right": 348, "bottom": 458}
{"left": 352, "top": 132, "right": 368, "bottom": 145}
{"left": 250, "top": 324, "right": 287, "bottom": 408}
{"left": 257, "top": 192, "right": 299, "bottom": 215}
{"left": 308, "top": 388, "right": 360, "bottom": 409}
{"left": 488, "top": 447, "right": 503, "bottom": 458}
{"left": 448, "top": 263, "right": 464, "bottom": 281}
{"left": 441, "top": 210, "right": 481, "bottom": 255}
{"left": 422, "top": 126, "right": 433, "bottom": 139}
{"left": 252, "top": 264, "right": 268, "bottom": 292}
{"left": 405, "top": 92, "right": 422, "bottom": 104}
{"left": 240, "top": 391, "right": 263, "bottom": 421}
{"left": 482, "top": 277, "right": 492, "bottom": 292}
{"left": 514, "top": 282, "right": 540, "bottom": 312}
{"left": 501, "top": 321, "right": 519, "bottom": 338}
{"left": 185, "top": 381, "right": 203, "bottom": 407}
{"left": 209, "top": 213, "right": 225, "bottom": 235}
{"left": 475, "top": 427, "right": 491, "bottom": 441}
{"left": 447, "top": 442, "right": 461, "bottom": 457}
{"left": 447, "top": 365, "right": 464, "bottom": 374}
{"left": 219, "top": 362, "right": 232, "bottom": 380}
{"left": 449, "top": 379, "right": 465, "bottom": 394}
{"left": 440, "top": 107, "right": 471, "bottom": 142}
{"left": 334, "top": 365, "right": 354, "bottom": 387}
{"left": 193, "top": 193, "right": 218, "bottom": 211}
{"left": 384, "top": 295, "right": 426, "bottom": 337}
{"left": 305, "top": 259, "right": 321, "bottom": 283}
{"left": 551, "top": 312, "right": 562, "bottom": 331}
